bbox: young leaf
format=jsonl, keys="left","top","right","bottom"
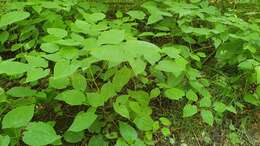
{"left": 22, "top": 122, "right": 61, "bottom": 146}
{"left": 25, "top": 56, "right": 48, "bottom": 68}
{"left": 0, "top": 88, "right": 6, "bottom": 103}
{"left": 199, "top": 96, "right": 212, "bottom": 108}
{"left": 243, "top": 94, "right": 260, "bottom": 106}
{"left": 88, "top": 135, "right": 108, "bottom": 146}
{"left": 86, "top": 92, "right": 105, "bottom": 107}
{"left": 26, "top": 68, "right": 50, "bottom": 83}
{"left": 64, "top": 131, "right": 84, "bottom": 143}
{"left": 0, "top": 11, "right": 30, "bottom": 27}
{"left": 162, "top": 46, "right": 181, "bottom": 59}
{"left": 128, "top": 58, "right": 146, "bottom": 75}
{"left": 98, "top": 29, "right": 125, "bottom": 44}
{"left": 134, "top": 116, "right": 154, "bottom": 131}
{"left": 161, "top": 127, "right": 171, "bottom": 136}
{"left": 127, "top": 10, "right": 146, "bottom": 20}
{"left": 113, "top": 67, "right": 133, "bottom": 92}
{"left": 183, "top": 104, "right": 197, "bottom": 117}
{"left": 0, "top": 31, "right": 9, "bottom": 44}
{"left": 49, "top": 77, "right": 70, "bottom": 89}
{"left": 165, "top": 88, "right": 185, "bottom": 100}
{"left": 40, "top": 43, "right": 60, "bottom": 53}
{"left": 54, "top": 61, "right": 79, "bottom": 79}
{"left": 115, "top": 138, "right": 129, "bottom": 146}
{"left": 71, "top": 73, "right": 87, "bottom": 91}
{"left": 100, "top": 82, "right": 116, "bottom": 102}
{"left": 6, "top": 87, "right": 36, "bottom": 97}
{"left": 155, "top": 58, "right": 187, "bottom": 77}
{"left": 159, "top": 117, "right": 171, "bottom": 126}
{"left": 91, "top": 45, "right": 126, "bottom": 64}
{"left": 213, "top": 102, "right": 226, "bottom": 113}
{"left": 150, "top": 88, "right": 160, "bottom": 98}
{"left": 55, "top": 89, "right": 86, "bottom": 106}
{"left": 0, "top": 61, "right": 31, "bottom": 75}
{"left": 0, "top": 135, "right": 10, "bottom": 146}
{"left": 124, "top": 40, "right": 161, "bottom": 65}
{"left": 147, "top": 13, "right": 163, "bottom": 24}
{"left": 69, "top": 108, "right": 97, "bottom": 132}
{"left": 186, "top": 89, "right": 198, "bottom": 101}
{"left": 113, "top": 95, "right": 130, "bottom": 119}
{"left": 119, "top": 122, "right": 137, "bottom": 144}
{"left": 2, "top": 105, "right": 34, "bottom": 128}
{"left": 201, "top": 110, "right": 214, "bottom": 126}
{"left": 47, "top": 28, "right": 68, "bottom": 38}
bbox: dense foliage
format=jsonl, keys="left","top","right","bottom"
{"left": 0, "top": 0, "right": 259, "bottom": 145}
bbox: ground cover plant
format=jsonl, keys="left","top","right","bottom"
{"left": 0, "top": 0, "right": 259, "bottom": 145}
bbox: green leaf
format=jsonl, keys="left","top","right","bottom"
{"left": 150, "top": 88, "right": 160, "bottom": 98}
{"left": 159, "top": 117, "right": 171, "bottom": 126}
{"left": 113, "top": 67, "right": 133, "bottom": 92}
{"left": 88, "top": 135, "right": 108, "bottom": 146}
{"left": 161, "top": 127, "right": 171, "bottom": 136}
{"left": 55, "top": 39, "right": 81, "bottom": 46}
{"left": 26, "top": 68, "right": 50, "bottom": 83}
{"left": 132, "top": 139, "right": 146, "bottom": 146}
{"left": 228, "top": 132, "right": 241, "bottom": 144}
{"left": 86, "top": 92, "right": 105, "bottom": 107}
{"left": 25, "top": 55, "right": 48, "bottom": 68}
{"left": 100, "top": 82, "right": 116, "bottom": 102}
{"left": 40, "top": 43, "right": 60, "bottom": 53}
{"left": 129, "top": 58, "right": 146, "bottom": 75}
{"left": 147, "top": 13, "right": 163, "bottom": 24}
{"left": 55, "top": 89, "right": 86, "bottom": 105}
{"left": 113, "top": 95, "right": 130, "bottom": 119}
{"left": 64, "top": 131, "right": 84, "bottom": 143}
{"left": 201, "top": 110, "right": 214, "bottom": 126}
{"left": 186, "top": 89, "right": 198, "bottom": 101}
{"left": 199, "top": 96, "right": 212, "bottom": 108}
{"left": 256, "top": 66, "right": 260, "bottom": 84}
{"left": 68, "top": 108, "right": 97, "bottom": 132}
{"left": 162, "top": 46, "right": 181, "bottom": 59}
{"left": 115, "top": 138, "right": 129, "bottom": 146}
{"left": 91, "top": 45, "right": 126, "bottom": 64}
{"left": 47, "top": 28, "right": 68, "bottom": 38}
{"left": 119, "top": 122, "right": 137, "bottom": 144}
{"left": 49, "top": 77, "right": 70, "bottom": 89}
{"left": 22, "top": 122, "right": 61, "bottom": 146}
{"left": 0, "top": 11, "right": 30, "bottom": 27}
{"left": 87, "top": 12, "right": 106, "bottom": 23}
{"left": 0, "top": 31, "right": 9, "bottom": 44}
{"left": 134, "top": 116, "right": 154, "bottom": 131}
{"left": 127, "top": 10, "right": 146, "bottom": 20}
{"left": 6, "top": 87, "right": 36, "bottom": 97}
{"left": 155, "top": 58, "right": 187, "bottom": 77}
{"left": 0, "top": 87, "right": 6, "bottom": 103}
{"left": 183, "top": 104, "right": 197, "bottom": 117}
{"left": 124, "top": 40, "right": 161, "bottom": 65}
{"left": 98, "top": 29, "right": 125, "bottom": 44}
{"left": 54, "top": 61, "right": 79, "bottom": 79}
{"left": 213, "top": 102, "right": 226, "bottom": 113}
{"left": 0, "top": 135, "right": 10, "bottom": 146}
{"left": 0, "top": 61, "right": 32, "bottom": 75}
{"left": 71, "top": 73, "right": 87, "bottom": 91}
{"left": 243, "top": 94, "right": 259, "bottom": 106}
{"left": 2, "top": 105, "right": 34, "bottom": 129}
{"left": 128, "top": 90, "right": 150, "bottom": 105}
{"left": 165, "top": 88, "right": 185, "bottom": 100}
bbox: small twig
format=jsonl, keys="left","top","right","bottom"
{"left": 192, "top": 131, "right": 202, "bottom": 146}
{"left": 89, "top": 68, "right": 100, "bottom": 91}
{"left": 202, "top": 50, "right": 216, "bottom": 65}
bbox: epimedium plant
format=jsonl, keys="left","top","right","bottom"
{"left": 0, "top": 0, "right": 259, "bottom": 145}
